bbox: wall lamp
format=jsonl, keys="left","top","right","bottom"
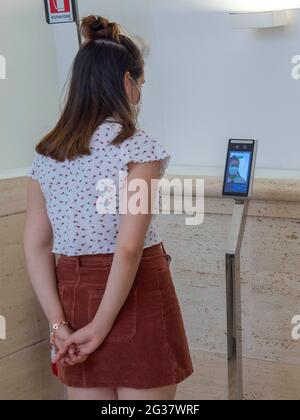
{"left": 230, "top": 10, "right": 290, "bottom": 29}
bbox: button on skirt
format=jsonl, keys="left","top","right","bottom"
{"left": 54, "top": 242, "right": 194, "bottom": 389}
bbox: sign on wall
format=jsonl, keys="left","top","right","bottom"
{"left": 44, "top": 0, "right": 78, "bottom": 24}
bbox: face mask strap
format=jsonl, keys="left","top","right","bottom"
{"left": 129, "top": 75, "right": 142, "bottom": 117}
{"left": 130, "top": 76, "right": 142, "bottom": 103}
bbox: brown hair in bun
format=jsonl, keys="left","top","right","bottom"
{"left": 36, "top": 15, "right": 144, "bottom": 161}
{"left": 81, "top": 15, "right": 121, "bottom": 42}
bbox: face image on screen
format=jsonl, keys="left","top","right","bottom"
{"left": 224, "top": 151, "right": 252, "bottom": 195}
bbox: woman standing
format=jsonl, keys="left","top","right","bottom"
{"left": 23, "top": 15, "right": 193, "bottom": 400}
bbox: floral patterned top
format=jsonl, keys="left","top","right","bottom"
{"left": 27, "top": 120, "right": 171, "bottom": 255}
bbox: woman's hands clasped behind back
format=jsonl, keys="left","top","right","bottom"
{"left": 53, "top": 160, "right": 163, "bottom": 367}
{"left": 53, "top": 322, "right": 106, "bottom": 366}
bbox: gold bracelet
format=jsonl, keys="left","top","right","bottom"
{"left": 51, "top": 320, "right": 69, "bottom": 331}
{"left": 49, "top": 320, "right": 69, "bottom": 345}
{"left": 50, "top": 331, "right": 56, "bottom": 345}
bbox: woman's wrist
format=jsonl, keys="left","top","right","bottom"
{"left": 49, "top": 320, "right": 70, "bottom": 344}
{"left": 51, "top": 320, "right": 69, "bottom": 330}
{"left": 49, "top": 313, "right": 68, "bottom": 327}
{"left": 90, "top": 318, "right": 112, "bottom": 338}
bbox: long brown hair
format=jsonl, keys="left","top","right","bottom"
{"left": 36, "top": 15, "right": 144, "bottom": 161}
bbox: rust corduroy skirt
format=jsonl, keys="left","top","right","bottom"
{"left": 55, "top": 242, "right": 194, "bottom": 389}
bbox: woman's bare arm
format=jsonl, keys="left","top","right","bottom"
{"left": 23, "top": 179, "right": 65, "bottom": 325}
{"left": 91, "top": 160, "right": 161, "bottom": 334}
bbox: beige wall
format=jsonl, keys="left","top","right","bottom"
{"left": 0, "top": 178, "right": 64, "bottom": 400}
{"left": 0, "top": 174, "right": 300, "bottom": 399}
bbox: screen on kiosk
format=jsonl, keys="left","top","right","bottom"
{"left": 224, "top": 151, "right": 251, "bottom": 195}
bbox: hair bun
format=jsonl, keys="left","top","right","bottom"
{"left": 81, "top": 15, "right": 121, "bottom": 42}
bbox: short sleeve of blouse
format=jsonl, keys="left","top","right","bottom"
{"left": 27, "top": 153, "right": 41, "bottom": 181}
{"left": 120, "top": 129, "right": 171, "bottom": 178}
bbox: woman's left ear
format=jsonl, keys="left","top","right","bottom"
{"left": 124, "top": 71, "right": 134, "bottom": 97}
{"left": 124, "top": 71, "right": 132, "bottom": 87}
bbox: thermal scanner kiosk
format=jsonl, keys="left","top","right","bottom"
{"left": 222, "top": 139, "right": 258, "bottom": 400}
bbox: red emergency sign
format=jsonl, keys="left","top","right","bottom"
{"left": 44, "top": 0, "right": 78, "bottom": 24}
{"left": 49, "top": 0, "right": 71, "bottom": 14}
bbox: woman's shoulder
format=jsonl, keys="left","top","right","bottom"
{"left": 120, "top": 128, "right": 171, "bottom": 177}
{"left": 26, "top": 152, "right": 48, "bottom": 181}
{"left": 121, "top": 128, "right": 170, "bottom": 154}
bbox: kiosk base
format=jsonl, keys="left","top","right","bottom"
{"left": 226, "top": 200, "right": 249, "bottom": 400}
